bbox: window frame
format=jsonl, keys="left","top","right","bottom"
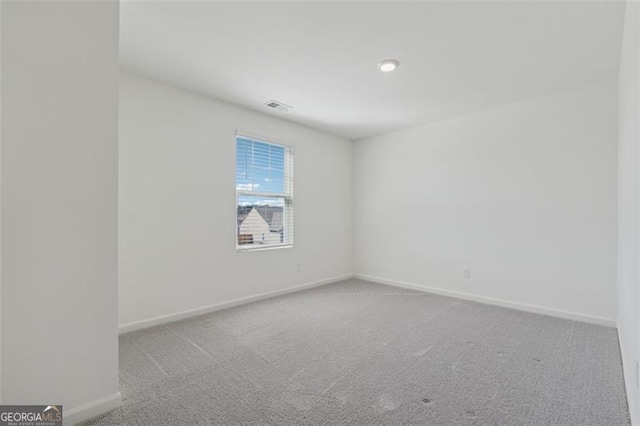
{"left": 235, "top": 132, "right": 293, "bottom": 252}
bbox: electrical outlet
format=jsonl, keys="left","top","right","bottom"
{"left": 463, "top": 267, "right": 471, "bottom": 279}
{"left": 296, "top": 262, "right": 302, "bottom": 272}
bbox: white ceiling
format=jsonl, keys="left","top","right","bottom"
{"left": 120, "top": 1, "right": 624, "bottom": 140}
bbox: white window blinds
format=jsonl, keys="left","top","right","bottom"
{"left": 236, "top": 134, "right": 293, "bottom": 249}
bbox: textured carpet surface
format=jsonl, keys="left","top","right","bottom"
{"left": 85, "top": 279, "right": 629, "bottom": 425}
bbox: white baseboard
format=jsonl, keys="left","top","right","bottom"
{"left": 119, "top": 274, "right": 354, "bottom": 334}
{"left": 354, "top": 274, "right": 616, "bottom": 327}
{"left": 64, "top": 392, "right": 122, "bottom": 426}
{"left": 617, "top": 326, "right": 638, "bottom": 426}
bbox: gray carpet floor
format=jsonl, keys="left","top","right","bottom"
{"left": 85, "top": 279, "right": 630, "bottom": 425}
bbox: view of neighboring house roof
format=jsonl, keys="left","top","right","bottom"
{"left": 237, "top": 205, "right": 283, "bottom": 232}
{"left": 269, "top": 210, "right": 283, "bottom": 233}
{"left": 237, "top": 207, "right": 251, "bottom": 227}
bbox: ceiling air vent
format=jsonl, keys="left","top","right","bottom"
{"left": 264, "top": 100, "right": 292, "bottom": 112}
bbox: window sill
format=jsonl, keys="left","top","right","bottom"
{"left": 236, "top": 244, "right": 293, "bottom": 253}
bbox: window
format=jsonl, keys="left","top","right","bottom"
{"left": 236, "top": 134, "right": 293, "bottom": 250}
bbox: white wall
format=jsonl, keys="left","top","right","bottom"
{"left": 354, "top": 82, "right": 618, "bottom": 325}
{"left": 0, "top": 0, "right": 3, "bottom": 406}
{"left": 118, "top": 72, "right": 352, "bottom": 329}
{"left": 1, "top": 1, "right": 120, "bottom": 423}
{"left": 618, "top": 1, "right": 640, "bottom": 424}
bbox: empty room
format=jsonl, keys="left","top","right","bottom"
{"left": 1, "top": 0, "right": 640, "bottom": 425}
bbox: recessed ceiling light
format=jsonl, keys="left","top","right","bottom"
{"left": 378, "top": 59, "right": 399, "bottom": 72}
